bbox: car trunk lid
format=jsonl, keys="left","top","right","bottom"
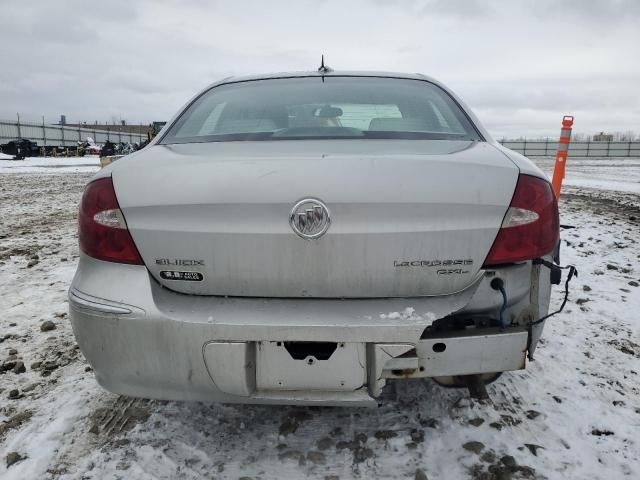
{"left": 113, "top": 140, "right": 518, "bottom": 297}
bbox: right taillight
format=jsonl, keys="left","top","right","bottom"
{"left": 78, "top": 177, "right": 143, "bottom": 265}
{"left": 483, "top": 174, "right": 559, "bottom": 267}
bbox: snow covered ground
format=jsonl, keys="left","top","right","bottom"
{"left": 0, "top": 157, "right": 638, "bottom": 479}
{"left": 535, "top": 157, "right": 640, "bottom": 194}
{"left": 0, "top": 156, "right": 101, "bottom": 174}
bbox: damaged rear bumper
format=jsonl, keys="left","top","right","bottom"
{"left": 69, "top": 254, "right": 539, "bottom": 406}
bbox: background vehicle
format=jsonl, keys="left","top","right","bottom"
{"left": 69, "top": 71, "right": 560, "bottom": 406}
{"left": 0, "top": 138, "right": 39, "bottom": 159}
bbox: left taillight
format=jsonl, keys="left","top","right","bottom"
{"left": 78, "top": 177, "right": 143, "bottom": 265}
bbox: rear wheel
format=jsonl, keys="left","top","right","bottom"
{"left": 431, "top": 372, "right": 502, "bottom": 388}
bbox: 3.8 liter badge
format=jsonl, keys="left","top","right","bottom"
{"left": 159, "top": 271, "right": 204, "bottom": 281}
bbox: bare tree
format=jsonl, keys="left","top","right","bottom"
{"left": 621, "top": 130, "right": 636, "bottom": 141}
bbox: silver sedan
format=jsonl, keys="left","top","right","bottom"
{"left": 69, "top": 71, "right": 560, "bottom": 406}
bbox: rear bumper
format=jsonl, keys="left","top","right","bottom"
{"left": 69, "top": 254, "right": 543, "bottom": 406}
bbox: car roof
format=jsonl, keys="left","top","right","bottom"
{"left": 215, "top": 70, "right": 441, "bottom": 86}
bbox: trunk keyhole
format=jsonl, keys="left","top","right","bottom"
{"left": 433, "top": 343, "right": 446, "bottom": 353}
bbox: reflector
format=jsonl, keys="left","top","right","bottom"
{"left": 501, "top": 207, "right": 539, "bottom": 228}
{"left": 93, "top": 209, "right": 126, "bottom": 229}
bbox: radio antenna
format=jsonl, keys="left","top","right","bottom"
{"left": 318, "top": 55, "right": 332, "bottom": 74}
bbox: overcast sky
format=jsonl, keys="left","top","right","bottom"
{"left": 1, "top": 0, "right": 638, "bottom": 138}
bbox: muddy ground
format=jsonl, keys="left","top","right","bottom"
{"left": 0, "top": 167, "right": 639, "bottom": 480}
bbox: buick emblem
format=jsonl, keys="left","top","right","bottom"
{"left": 289, "top": 198, "right": 331, "bottom": 239}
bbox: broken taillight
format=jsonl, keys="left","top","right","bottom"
{"left": 78, "top": 177, "right": 143, "bottom": 265}
{"left": 483, "top": 174, "right": 559, "bottom": 267}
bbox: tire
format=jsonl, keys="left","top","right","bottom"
{"left": 431, "top": 372, "right": 503, "bottom": 388}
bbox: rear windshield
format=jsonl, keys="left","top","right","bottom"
{"left": 160, "top": 76, "right": 481, "bottom": 144}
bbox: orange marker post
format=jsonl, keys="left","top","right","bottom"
{"left": 551, "top": 115, "right": 574, "bottom": 198}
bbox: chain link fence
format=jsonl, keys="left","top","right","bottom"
{"left": 499, "top": 139, "right": 640, "bottom": 157}
{"left": 0, "top": 119, "right": 148, "bottom": 148}
{"left": 3, "top": 117, "right": 639, "bottom": 158}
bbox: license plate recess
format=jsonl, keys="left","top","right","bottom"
{"left": 256, "top": 341, "right": 366, "bottom": 391}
